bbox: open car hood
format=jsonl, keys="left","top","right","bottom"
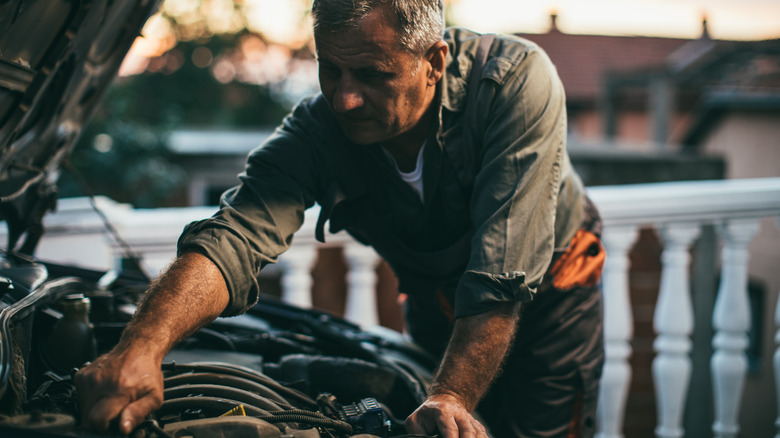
{"left": 0, "top": 0, "right": 160, "bottom": 255}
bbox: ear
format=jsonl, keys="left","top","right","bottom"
{"left": 425, "top": 40, "right": 448, "bottom": 86}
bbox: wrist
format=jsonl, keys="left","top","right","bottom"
{"left": 114, "top": 330, "right": 170, "bottom": 364}
{"left": 427, "top": 386, "right": 474, "bottom": 411}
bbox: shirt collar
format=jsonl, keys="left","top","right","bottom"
{"left": 440, "top": 50, "right": 468, "bottom": 114}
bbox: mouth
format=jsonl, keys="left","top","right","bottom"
{"left": 338, "top": 113, "right": 372, "bottom": 124}
{"left": 336, "top": 115, "right": 377, "bottom": 135}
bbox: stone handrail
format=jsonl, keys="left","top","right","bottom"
{"left": 1, "top": 177, "right": 779, "bottom": 437}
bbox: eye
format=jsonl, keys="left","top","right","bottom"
{"left": 318, "top": 62, "right": 340, "bottom": 78}
{"left": 357, "top": 68, "right": 392, "bottom": 83}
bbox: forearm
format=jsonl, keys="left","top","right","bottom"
{"left": 116, "top": 251, "right": 230, "bottom": 361}
{"left": 430, "top": 301, "right": 522, "bottom": 411}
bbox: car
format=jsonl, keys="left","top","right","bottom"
{"left": 0, "top": 1, "right": 435, "bottom": 437}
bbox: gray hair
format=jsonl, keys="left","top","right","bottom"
{"left": 311, "top": 0, "right": 445, "bottom": 54}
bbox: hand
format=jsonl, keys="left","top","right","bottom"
{"left": 75, "top": 346, "right": 164, "bottom": 435}
{"left": 405, "top": 393, "right": 488, "bottom": 438}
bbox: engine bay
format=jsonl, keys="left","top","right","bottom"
{"left": 0, "top": 255, "right": 436, "bottom": 437}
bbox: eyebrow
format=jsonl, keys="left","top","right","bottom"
{"left": 316, "top": 55, "right": 393, "bottom": 71}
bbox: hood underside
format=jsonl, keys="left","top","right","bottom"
{"left": 0, "top": 0, "right": 160, "bottom": 254}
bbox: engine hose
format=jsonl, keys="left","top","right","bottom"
{"left": 267, "top": 409, "right": 332, "bottom": 416}
{"left": 258, "top": 412, "right": 352, "bottom": 435}
{"left": 191, "top": 327, "right": 237, "bottom": 351}
{"left": 162, "top": 363, "right": 317, "bottom": 408}
{"left": 375, "top": 356, "right": 428, "bottom": 405}
{"left": 164, "top": 384, "right": 285, "bottom": 412}
{"left": 162, "top": 372, "right": 296, "bottom": 409}
{"left": 288, "top": 317, "right": 429, "bottom": 404}
{"left": 159, "top": 396, "right": 273, "bottom": 419}
{"left": 157, "top": 398, "right": 350, "bottom": 433}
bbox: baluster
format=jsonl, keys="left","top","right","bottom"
{"left": 711, "top": 218, "right": 760, "bottom": 438}
{"left": 653, "top": 223, "right": 700, "bottom": 438}
{"left": 775, "top": 282, "right": 780, "bottom": 438}
{"left": 343, "top": 242, "right": 380, "bottom": 327}
{"left": 596, "top": 225, "right": 638, "bottom": 438}
{"left": 774, "top": 216, "right": 780, "bottom": 438}
{"left": 279, "top": 245, "right": 316, "bottom": 308}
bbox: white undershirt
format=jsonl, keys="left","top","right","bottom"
{"left": 385, "top": 141, "right": 425, "bottom": 202}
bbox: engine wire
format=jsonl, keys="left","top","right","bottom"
{"left": 162, "top": 362, "right": 317, "bottom": 409}
{"left": 63, "top": 160, "right": 152, "bottom": 279}
{"left": 163, "top": 372, "right": 293, "bottom": 408}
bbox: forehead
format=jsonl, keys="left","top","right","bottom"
{"left": 314, "top": 5, "right": 406, "bottom": 64}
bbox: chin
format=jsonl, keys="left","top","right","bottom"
{"left": 339, "top": 125, "right": 386, "bottom": 146}
{"left": 344, "top": 133, "right": 381, "bottom": 146}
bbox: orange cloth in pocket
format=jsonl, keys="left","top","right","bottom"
{"left": 549, "top": 229, "right": 606, "bottom": 290}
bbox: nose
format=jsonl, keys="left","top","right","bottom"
{"left": 332, "top": 79, "right": 364, "bottom": 113}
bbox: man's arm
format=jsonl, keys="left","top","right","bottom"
{"left": 75, "top": 251, "right": 229, "bottom": 435}
{"left": 405, "top": 301, "right": 521, "bottom": 438}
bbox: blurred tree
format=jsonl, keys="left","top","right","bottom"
{"left": 109, "top": 36, "right": 292, "bottom": 129}
{"left": 58, "top": 108, "right": 188, "bottom": 208}
{"left": 61, "top": 33, "right": 295, "bottom": 207}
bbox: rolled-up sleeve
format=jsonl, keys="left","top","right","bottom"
{"left": 177, "top": 98, "right": 329, "bottom": 316}
{"left": 454, "top": 43, "right": 568, "bottom": 318}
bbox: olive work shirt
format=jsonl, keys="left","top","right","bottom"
{"left": 177, "top": 28, "right": 586, "bottom": 320}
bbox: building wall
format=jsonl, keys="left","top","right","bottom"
{"left": 703, "top": 112, "right": 780, "bottom": 179}
{"left": 569, "top": 109, "right": 602, "bottom": 140}
{"left": 569, "top": 108, "right": 693, "bottom": 151}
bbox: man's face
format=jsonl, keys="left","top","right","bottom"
{"left": 314, "top": 6, "right": 435, "bottom": 146}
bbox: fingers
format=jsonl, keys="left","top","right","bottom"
{"left": 450, "top": 414, "right": 487, "bottom": 438}
{"left": 435, "top": 413, "right": 460, "bottom": 438}
{"left": 81, "top": 392, "right": 131, "bottom": 433}
{"left": 119, "top": 393, "right": 163, "bottom": 435}
{"left": 79, "top": 391, "right": 161, "bottom": 435}
{"left": 75, "top": 365, "right": 125, "bottom": 433}
{"left": 405, "top": 395, "right": 489, "bottom": 438}
{"left": 74, "top": 351, "right": 163, "bottom": 434}
{"left": 437, "top": 414, "right": 485, "bottom": 438}
{"left": 405, "top": 409, "right": 431, "bottom": 434}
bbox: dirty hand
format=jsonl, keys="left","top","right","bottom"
{"left": 405, "top": 393, "right": 488, "bottom": 438}
{"left": 75, "top": 346, "right": 163, "bottom": 435}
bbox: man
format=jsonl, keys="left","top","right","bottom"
{"left": 76, "top": 1, "right": 605, "bottom": 437}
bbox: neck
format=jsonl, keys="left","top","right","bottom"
{"left": 383, "top": 101, "right": 435, "bottom": 173}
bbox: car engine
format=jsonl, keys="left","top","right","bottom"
{"left": 0, "top": 255, "right": 436, "bottom": 437}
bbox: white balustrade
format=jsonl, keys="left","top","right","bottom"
{"left": 596, "top": 225, "right": 638, "bottom": 438}
{"left": 343, "top": 243, "right": 380, "bottom": 327}
{"left": 653, "top": 224, "right": 699, "bottom": 438}
{"left": 3, "top": 178, "right": 780, "bottom": 437}
{"left": 775, "top": 216, "right": 780, "bottom": 438}
{"left": 711, "top": 219, "right": 760, "bottom": 438}
{"left": 279, "top": 245, "right": 317, "bottom": 309}
{"left": 589, "top": 178, "right": 780, "bottom": 438}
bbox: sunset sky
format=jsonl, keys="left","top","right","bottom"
{"left": 449, "top": 0, "right": 780, "bottom": 40}
{"left": 196, "top": 0, "right": 780, "bottom": 47}
{"left": 121, "top": 0, "right": 779, "bottom": 78}
{"left": 153, "top": 0, "right": 780, "bottom": 48}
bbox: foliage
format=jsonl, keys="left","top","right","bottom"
{"left": 114, "top": 36, "right": 292, "bottom": 129}
{"left": 58, "top": 35, "right": 292, "bottom": 208}
{"left": 58, "top": 104, "right": 187, "bottom": 208}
